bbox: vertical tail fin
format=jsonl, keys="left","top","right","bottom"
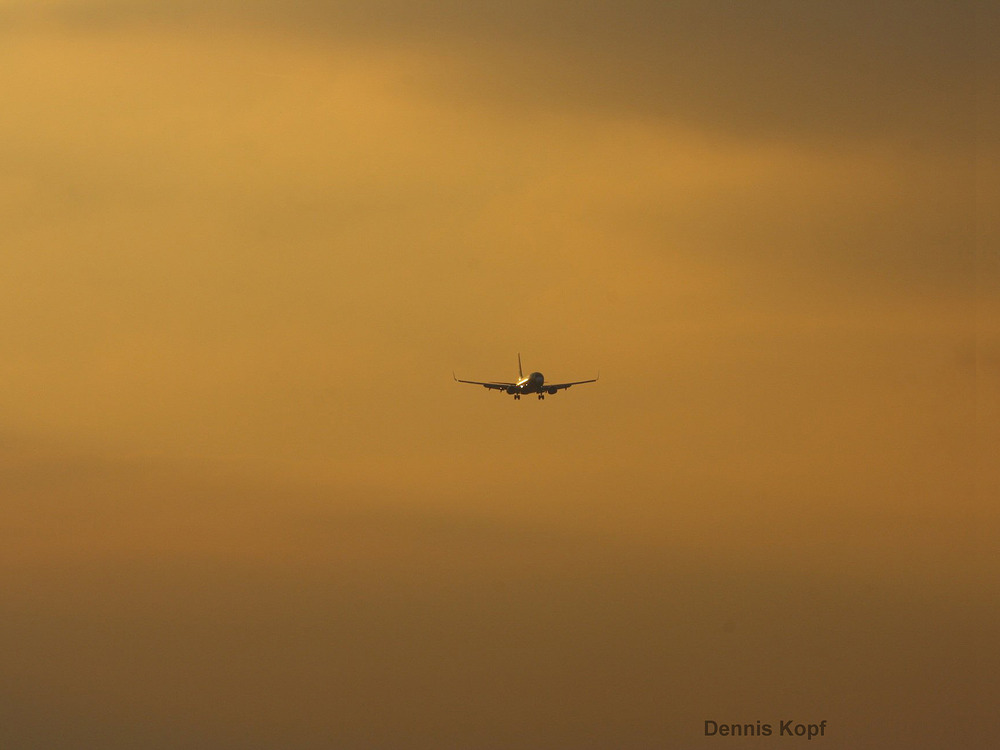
{"left": 517, "top": 353, "right": 523, "bottom": 379}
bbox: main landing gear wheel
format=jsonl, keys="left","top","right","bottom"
{"left": 538, "top": 394, "right": 545, "bottom": 400}
{"left": 513, "top": 394, "right": 520, "bottom": 400}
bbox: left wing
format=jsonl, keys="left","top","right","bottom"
{"left": 453, "top": 373, "right": 514, "bottom": 391}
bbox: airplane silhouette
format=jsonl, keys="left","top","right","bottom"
{"left": 454, "top": 354, "right": 598, "bottom": 400}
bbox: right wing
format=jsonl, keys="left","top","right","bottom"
{"left": 453, "top": 373, "right": 514, "bottom": 391}
{"left": 542, "top": 377, "right": 599, "bottom": 391}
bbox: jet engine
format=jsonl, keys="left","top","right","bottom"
{"left": 506, "top": 386, "right": 518, "bottom": 395}
{"left": 547, "top": 387, "right": 558, "bottom": 395}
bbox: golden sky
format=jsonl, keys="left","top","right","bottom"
{"left": 2, "top": 2, "right": 998, "bottom": 748}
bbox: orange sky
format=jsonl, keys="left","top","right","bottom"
{"left": 2, "top": 2, "right": 998, "bottom": 748}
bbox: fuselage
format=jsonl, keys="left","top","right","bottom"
{"left": 512, "top": 371, "right": 545, "bottom": 394}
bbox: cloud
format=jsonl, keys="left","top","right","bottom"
{"left": 0, "top": 10, "right": 995, "bottom": 745}
{"left": 2, "top": 440, "right": 997, "bottom": 749}
{"left": 0, "top": 14, "right": 987, "bottom": 469}
{"left": 5, "top": 0, "right": 985, "bottom": 145}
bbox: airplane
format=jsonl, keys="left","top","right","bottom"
{"left": 454, "top": 354, "right": 598, "bottom": 400}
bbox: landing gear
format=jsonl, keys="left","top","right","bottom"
{"left": 513, "top": 394, "right": 520, "bottom": 400}
{"left": 538, "top": 394, "right": 545, "bottom": 400}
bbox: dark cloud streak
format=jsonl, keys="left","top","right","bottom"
{"left": 10, "top": 0, "right": 982, "bottom": 145}
{"left": 266, "top": 1, "right": 981, "bottom": 146}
